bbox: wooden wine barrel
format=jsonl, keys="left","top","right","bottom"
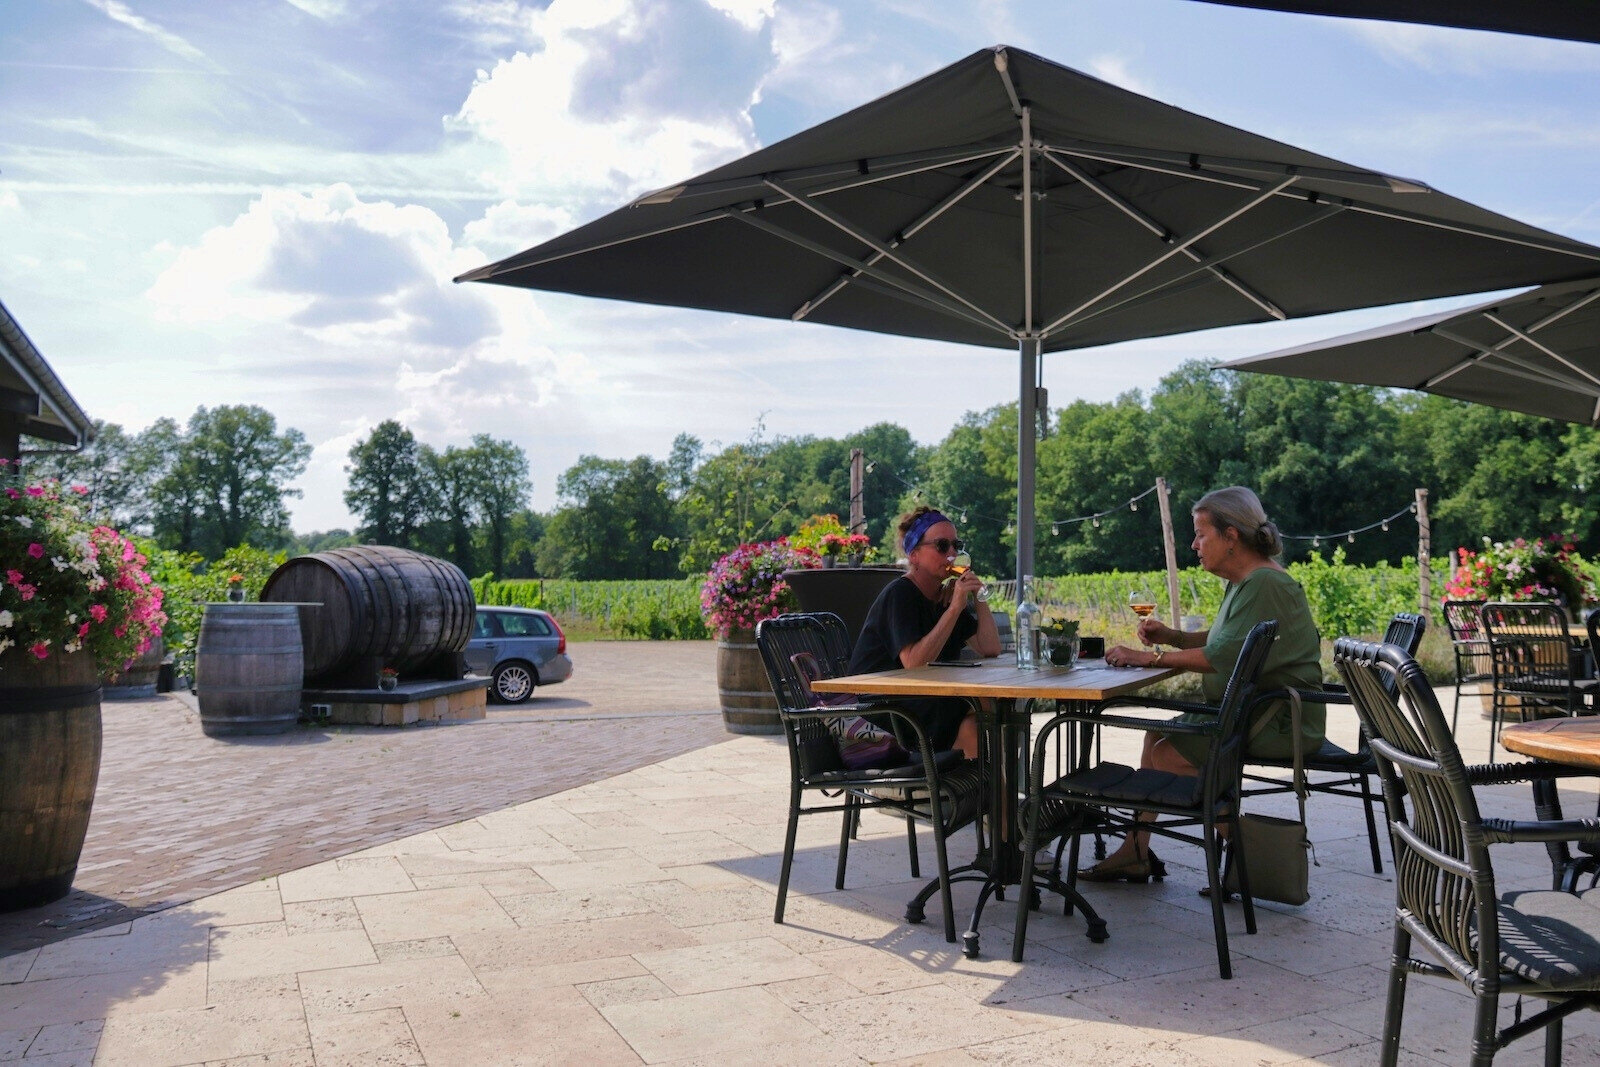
{"left": 261, "top": 546, "right": 474, "bottom": 681}
{"left": 717, "top": 628, "right": 780, "bottom": 735}
{"left": 102, "top": 635, "right": 164, "bottom": 700}
{"left": 196, "top": 603, "right": 304, "bottom": 736}
{"left": 0, "top": 648, "right": 102, "bottom": 911}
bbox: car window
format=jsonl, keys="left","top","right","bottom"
{"left": 474, "top": 613, "right": 498, "bottom": 639}
{"left": 499, "top": 613, "right": 551, "bottom": 638}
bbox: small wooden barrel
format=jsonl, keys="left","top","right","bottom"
{"left": 717, "top": 628, "right": 780, "bottom": 735}
{"left": 0, "top": 648, "right": 103, "bottom": 911}
{"left": 261, "top": 546, "right": 473, "bottom": 681}
{"left": 102, "top": 635, "right": 164, "bottom": 700}
{"left": 197, "top": 603, "right": 304, "bottom": 737}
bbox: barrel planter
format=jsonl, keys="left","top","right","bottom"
{"left": 261, "top": 545, "right": 473, "bottom": 683}
{"left": 718, "top": 627, "right": 780, "bottom": 735}
{"left": 0, "top": 648, "right": 102, "bottom": 911}
{"left": 783, "top": 566, "right": 902, "bottom": 648}
{"left": 196, "top": 603, "right": 304, "bottom": 737}
{"left": 101, "top": 635, "right": 164, "bottom": 700}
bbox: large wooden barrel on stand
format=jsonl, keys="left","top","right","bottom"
{"left": 718, "top": 627, "right": 780, "bottom": 734}
{"left": 197, "top": 603, "right": 304, "bottom": 736}
{"left": 102, "top": 635, "right": 164, "bottom": 700}
{"left": 0, "top": 648, "right": 102, "bottom": 911}
{"left": 261, "top": 545, "right": 474, "bottom": 686}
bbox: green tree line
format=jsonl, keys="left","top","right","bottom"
{"left": 24, "top": 362, "right": 1600, "bottom": 580}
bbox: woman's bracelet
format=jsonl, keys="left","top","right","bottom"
{"left": 1151, "top": 648, "right": 1165, "bottom": 666}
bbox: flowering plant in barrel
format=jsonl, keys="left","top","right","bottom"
{"left": 699, "top": 538, "right": 818, "bottom": 637}
{"left": 0, "top": 462, "right": 166, "bottom": 671}
{"left": 1446, "top": 535, "right": 1597, "bottom": 609}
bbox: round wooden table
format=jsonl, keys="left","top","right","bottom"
{"left": 1499, "top": 717, "right": 1600, "bottom": 770}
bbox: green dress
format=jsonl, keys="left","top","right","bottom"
{"left": 1165, "top": 566, "right": 1324, "bottom": 767}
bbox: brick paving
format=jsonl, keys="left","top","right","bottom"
{"left": 0, "top": 642, "right": 737, "bottom": 955}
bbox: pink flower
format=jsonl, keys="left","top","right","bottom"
{"left": 89, "top": 604, "right": 108, "bottom": 623}
{"left": 4, "top": 488, "right": 16, "bottom": 500}
{"left": 5, "top": 569, "right": 21, "bottom": 585}
{"left": 78, "top": 623, "right": 91, "bottom": 638}
{"left": 26, "top": 543, "right": 44, "bottom": 559}
{"left": 29, "top": 642, "right": 49, "bottom": 659}
{"left": 71, "top": 484, "right": 88, "bottom": 495}
{"left": 18, "top": 584, "right": 35, "bottom": 601}
{"left": 25, "top": 485, "right": 44, "bottom": 497}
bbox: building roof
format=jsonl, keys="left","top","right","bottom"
{"left": 0, "top": 297, "right": 93, "bottom": 449}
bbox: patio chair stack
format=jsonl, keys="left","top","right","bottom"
{"left": 1335, "top": 638, "right": 1600, "bottom": 1067}
{"left": 754, "top": 612, "right": 982, "bottom": 944}
{"left": 1012, "top": 619, "right": 1279, "bottom": 978}
{"left": 1241, "top": 612, "right": 1427, "bottom": 874}
{"left": 1479, "top": 601, "right": 1598, "bottom": 762}
{"left": 1442, "top": 598, "right": 1493, "bottom": 733}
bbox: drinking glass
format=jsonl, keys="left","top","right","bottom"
{"left": 1130, "top": 588, "right": 1160, "bottom": 653}
{"left": 947, "top": 551, "right": 989, "bottom": 601}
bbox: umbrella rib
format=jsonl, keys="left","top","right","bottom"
{"left": 763, "top": 176, "right": 1014, "bottom": 335}
{"left": 792, "top": 151, "right": 1018, "bottom": 324}
{"left": 1041, "top": 147, "right": 1285, "bottom": 321}
{"left": 1423, "top": 290, "right": 1600, "bottom": 388}
{"left": 453, "top": 215, "right": 727, "bottom": 280}
{"left": 1040, "top": 138, "right": 1431, "bottom": 194}
{"left": 1044, "top": 142, "right": 1600, "bottom": 265}
{"left": 1482, "top": 311, "right": 1600, "bottom": 390}
{"left": 1427, "top": 325, "right": 1600, "bottom": 394}
{"left": 723, "top": 208, "right": 1010, "bottom": 336}
{"left": 1041, "top": 175, "right": 1298, "bottom": 336}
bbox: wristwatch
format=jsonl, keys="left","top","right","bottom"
{"left": 1151, "top": 648, "right": 1166, "bottom": 666}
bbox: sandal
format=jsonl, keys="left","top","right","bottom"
{"left": 1078, "top": 846, "right": 1167, "bottom": 884}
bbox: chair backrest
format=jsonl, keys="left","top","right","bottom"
{"left": 1199, "top": 619, "right": 1279, "bottom": 792}
{"left": 755, "top": 613, "right": 853, "bottom": 778}
{"left": 1334, "top": 638, "right": 1497, "bottom": 981}
{"left": 1479, "top": 601, "right": 1573, "bottom": 681}
{"left": 1382, "top": 612, "right": 1427, "bottom": 656}
{"left": 1441, "top": 599, "right": 1487, "bottom": 643}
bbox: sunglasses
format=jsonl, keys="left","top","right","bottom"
{"left": 920, "top": 538, "right": 965, "bottom": 553}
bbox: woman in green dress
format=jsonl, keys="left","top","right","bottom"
{"left": 1086, "top": 486, "right": 1323, "bottom": 882}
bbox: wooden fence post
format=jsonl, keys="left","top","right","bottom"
{"left": 1157, "top": 478, "right": 1181, "bottom": 628}
{"left": 1416, "top": 487, "right": 1431, "bottom": 617}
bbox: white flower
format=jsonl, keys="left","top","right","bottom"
{"left": 51, "top": 556, "right": 70, "bottom": 571}
{"left": 14, "top": 515, "right": 31, "bottom": 528}
{"left": 0, "top": 610, "right": 12, "bottom": 629}
{"left": 63, "top": 638, "right": 82, "bottom": 654}
{"left": 0, "top": 638, "right": 11, "bottom": 654}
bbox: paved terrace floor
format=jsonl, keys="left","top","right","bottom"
{"left": 3, "top": 644, "right": 1599, "bottom": 1065}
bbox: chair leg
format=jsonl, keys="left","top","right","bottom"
{"left": 1452, "top": 678, "right": 1463, "bottom": 736}
{"left": 1469, "top": 990, "right": 1498, "bottom": 1067}
{"left": 1544, "top": 1016, "right": 1563, "bottom": 1067}
{"left": 1204, "top": 820, "right": 1235, "bottom": 980}
{"left": 1011, "top": 798, "right": 1039, "bottom": 963}
{"left": 775, "top": 795, "right": 801, "bottom": 924}
{"left": 1359, "top": 772, "right": 1385, "bottom": 874}
{"left": 1379, "top": 925, "right": 1409, "bottom": 1067}
{"left": 905, "top": 814, "right": 921, "bottom": 879}
{"left": 835, "top": 797, "right": 855, "bottom": 890}
{"left": 929, "top": 789, "right": 958, "bottom": 944}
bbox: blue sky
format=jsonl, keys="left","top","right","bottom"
{"left": 4, "top": 0, "right": 1598, "bottom": 531}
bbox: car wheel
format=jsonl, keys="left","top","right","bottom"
{"left": 491, "top": 662, "right": 536, "bottom": 704}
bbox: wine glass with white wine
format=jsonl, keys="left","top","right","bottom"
{"left": 947, "top": 551, "right": 988, "bottom": 601}
{"left": 1129, "top": 588, "right": 1159, "bottom": 655}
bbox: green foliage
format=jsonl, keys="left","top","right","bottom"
{"left": 344, "top": 420, "right": 432, "bottom": 547}
{"left": 145, "top": 543, "right": 288, "bottom": 670}
{"left": 471, "top": 577, "right": 710, "bottom": 640}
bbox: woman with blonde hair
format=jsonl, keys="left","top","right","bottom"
{"left": 1088, "top": 486, "right": 1323, "bottom": 882}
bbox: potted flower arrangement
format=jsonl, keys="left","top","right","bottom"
{"left": 1, "top": 463, "right": 167, "bottom": 909}
{"left": 226, "top": 572, "right": 246, "bottom": 602}
{"left": 1446, "top": 535, "right": 1596, "bottom": 615}
{"left": 1038, "top": 613, "right": 1081, "bottom": 666}
{"left": 379, "top": 666, "right": 399, "bottom": 692}
{"left": 701, "top": 538, "right": 818, "bottom": 733}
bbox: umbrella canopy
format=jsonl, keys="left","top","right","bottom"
{"left": 458, "top": 45, "right": 1600, "bottom": 585}
{"left": 1189, "top": 2, "right": 1600, "bottom": 45}
{"left": 1223, "top": 276, "right": 1600, "bottom": 426}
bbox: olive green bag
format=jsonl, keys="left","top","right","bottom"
{"left": 1225, "top": 689, "right": 1315, "bottom": 906}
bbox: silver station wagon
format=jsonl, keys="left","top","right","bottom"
{"left": 465, "top": 606, "right": 573, "bottom": 704}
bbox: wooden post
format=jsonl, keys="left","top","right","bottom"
{"left": 848, "top": 449, "right": 865, "bottom": 536}
{"left": 1157, "top": 478, "right": 1182, "bottom": 628}
{"left": 1416, "top": 487, "right": 1431, "bottom": 617}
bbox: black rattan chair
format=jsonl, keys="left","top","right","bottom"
{"left": 1335, "top": 638, "right": 1600, "bottom": 1066}
{"left": 1012, "top": 620, "right": 1279, "bottom": 978}
{"left": 1241, "top": 612, "right": 1426, "bottom": 874}
{"left": 1480, "top": 601, "right": 1597, "bottom": 762}
{"left": 1443, "top": 598, "right": 1493, "bottom": 734}
{"left": 755, "top": 612, "right": 981, "bottom": 943}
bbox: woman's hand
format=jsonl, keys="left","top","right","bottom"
{"left": 1136, "top": 616, "right": 1174, "bottom": 646}
{"left": 948, "top": 569, "right": 983, "bottom": 609}
{"left": 1104, "top": 643, "right": 1159, "bottom": 668}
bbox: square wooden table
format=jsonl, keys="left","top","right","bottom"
{"left": 810, "top": 658, "right": 1176, "bottom": 957}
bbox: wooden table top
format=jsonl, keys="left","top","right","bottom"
{"left": 1499, "top": 718, "right": 1600, "bottom": 770}
{"left": 808, "top": 659, "right": 1178, "bottom": 702}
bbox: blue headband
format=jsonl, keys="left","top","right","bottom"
{"left": 903, "top": 511, "right": 950, "bottom": 554}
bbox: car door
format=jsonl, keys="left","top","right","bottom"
{"left": 464, "top": 611, "right": 499, "bottom": 675}
{"left": 496, "top": 611, "right": 552, "bottom": 671}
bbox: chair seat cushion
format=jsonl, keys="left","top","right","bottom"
{"left": 1254, "top": 739, "right": 1372, "bottom": 772}
{"left": 1491, "top": 887, "right": 1600, "bottom": 991}
{"left": 812, "top": 747, "right": 968, "bottom": 785}
{"left": 1049, "top": 762, "right": 1203, "bottom": 808}
{"left": 1502, "top": 674, "right": 1599, "bottom": 695}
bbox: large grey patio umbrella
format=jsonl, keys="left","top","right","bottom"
{"left": 1189, "top": 2, "right": 1600, "bottom": 45}
{"left": 1223, "top": 276, "right": 1600, "bottom": 426}
{"left": 457, "top": 45, "right": 1600, "bottom": 586}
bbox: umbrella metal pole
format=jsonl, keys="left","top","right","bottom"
{"left": 1016, "top": 337, "right": 1038, "bottom": 591}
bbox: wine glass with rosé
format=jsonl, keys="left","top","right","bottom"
{"left": 1129, "top": 588, "right": 1160, "bottom": 653}
{"left": 947, "top": 551, "right": 989, "bottom": 602}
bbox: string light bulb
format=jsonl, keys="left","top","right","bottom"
{"left": 1051, "top": 522, "right": 1059, "bottom": 536}
{"left": 959, "top": 510, "right": 968, "bottom": 524}
{"left": 1092, "top": 516, "right": 1100, "bottom": 528}
{"left": 865, "top": 461, "right": 876, "bottom": 473}
{"left": 1312, "top": 536, "right": 1321, "bottom": 548}
{"left": 1347, "top": 532, "right": 1355, "bottom": 543}
{"left": 1130, "top": 501, "right": 1138, "bottom": 512}
{"left": 1381, "top": 520, "right": 1389, "bottom": 532}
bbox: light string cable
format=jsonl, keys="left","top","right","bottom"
{"left": 1277, "top": 501, "right": 1418, "bottom": 548}
{"left": 862, "top": 454, "right": 1160, "bottom": 536}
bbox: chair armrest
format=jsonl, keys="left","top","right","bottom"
{"left": 1253, "top": 685, "right": 1351, "bottom": 707}
{"left": 1095, "top": 695, "right": 1222, "bottom": 717}
{"left": 1463, "top": 762, "right": 1599, "bottom": 786}
{"left": 1483, "top": 818, "right": 1600, "bottom": 847}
